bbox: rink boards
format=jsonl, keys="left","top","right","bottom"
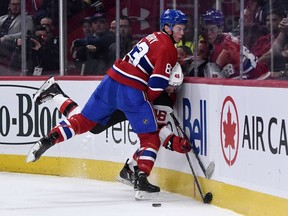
{"left": 0, "top": 76, "right": 287, "bottom": 216}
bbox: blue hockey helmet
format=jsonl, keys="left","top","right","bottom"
{"left": 201, "top": 9, "right": 224, "bottom": 27}
{"left": 160, "top": 9, "right": 188, "bottom": 30}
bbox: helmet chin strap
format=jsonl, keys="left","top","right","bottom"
{"left": 170, "top": 33, "right": 177, "bottom": 44}
{"left": 163, "top": 28, "right": 177, "bottom": 44}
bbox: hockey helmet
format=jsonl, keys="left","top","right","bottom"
{"left": 169, "top": 62, "right": 184, "bottom": 86}
{"left": 201, "top": 9, "right": 224, "bottom": 27}
{"left": 160, "top": 9, "right": 188, "bottom": 30}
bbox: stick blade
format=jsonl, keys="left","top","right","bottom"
{"left": 205, "top": 162, "right": 215, "bottom": 179}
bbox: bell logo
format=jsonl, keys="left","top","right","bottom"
{"left": 220, "top": 96, "right": 239, "bottom": 166}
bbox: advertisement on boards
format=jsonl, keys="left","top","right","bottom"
{"left": 176, "top": 83, "right": 288, "bottom": 199}
{"left": 0, "top": 80, "right": 139, "bottom": 163}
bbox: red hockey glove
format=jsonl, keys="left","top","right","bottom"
{"left": 163, "top": 134, "right": 191, "bottom": 153}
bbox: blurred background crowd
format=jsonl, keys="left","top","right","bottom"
{"left": 0, "top": 0, "right": 288, "bottom": 80}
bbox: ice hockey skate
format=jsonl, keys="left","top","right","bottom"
{"left": 26, "top": 133, "right": 57, "bottom": 163}
{"left": 33, "top": 77, "right": 67, "bottom": 105}
{"left": 117, "top": 159, "right": 135, "bottom": 187}
{"left": 134, "top": 171, "right": 160, "bottom": 200}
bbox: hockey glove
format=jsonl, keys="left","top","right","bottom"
{"left": 163, "top": 134, "right": 191, "bottom": 153}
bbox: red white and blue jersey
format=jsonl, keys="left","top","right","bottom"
{"left": 107, "top": 31, "right": 178, "bottom": 102}
{"left": 208, "top": 33, "right": 268, "bottom": 79}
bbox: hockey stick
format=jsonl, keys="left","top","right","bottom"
{"left": 170, "top": 113, "right": 212, "bottom": 203}
{"left": 185, "top": 151, "right": 213, "bottom": 203}
{"left": 170, "top": 113, "right": 215, "bottom": 179}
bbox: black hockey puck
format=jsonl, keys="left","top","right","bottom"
{"left": 152, "top": 203, "right": 161, "bottom": 207}
{"left": 203, "top": 192, "right": 213, "bottom": 204}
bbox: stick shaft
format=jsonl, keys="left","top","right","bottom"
{"left": 170, "top": 113, "right": 208, "bottom": 177}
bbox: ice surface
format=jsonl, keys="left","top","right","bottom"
{"left": 0, "top": 172, "right": 242, "bottom": 216}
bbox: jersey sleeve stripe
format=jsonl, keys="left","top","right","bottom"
{"left": 150, "top": 73, "right": 170, "bottom": 80}
{"left": 137, "top": 55, "right": 154, "bottom": 75}
{"left": 148, "top": 76, "right": 169, "bottom": 89}
{"left": 112, "top": 64, "right": 148, "bottom": 86}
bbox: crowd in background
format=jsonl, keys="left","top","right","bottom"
{"left": 0, "top": 0, "right": 288, "bottom": 80}
{"left": 177, "top": 0, "right": 288, "bottom": 80}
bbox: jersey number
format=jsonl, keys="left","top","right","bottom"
{"left": 155, "top": 110, "right": 167, "bottom": 122}
{"left": 129, "top": 42, "right": 149, "bottom": 66}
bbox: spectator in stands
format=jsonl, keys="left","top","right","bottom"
{"left": 39, "top": 16, "right": 60, "bottom": 54}
{"left": 176, "top": 45, "right": 192, "bottom": 74}
{"left": 233, "top": 4, "right": 257, "bottom": 35}
{"left": 0, "top": 0, "right": 33, "bottom": 42}
{"left": 9, "top": 25, "right": 59, "bottom": 76}
{"left": 233, "top": 0, "right": 266, "bottom": 27}
{"left": 246, "top": 0, "right": 266, "bottom": 25}
{"left": 73, "top": 12, "right": 115, "bottom": 75}
{"left": 70, "top": 16, "right": 92, "bottom": 74}
{"left": 177, "top": 45, "right": 192, "bottom": 64}
{"left": 243, "top": 5, "right": 255, "bottom": 25}
{"left": 0, "top": 0, "right": 33, "bottom": 65}
{"left": 258, "top": 16, "right": 288, "bottom": 79}
{"left": 233, "top": 1, "right": 269, "bottom": 50}
{"left": 109, "top": 20, "right": 116, "bottom": 33}
{"left": 200, "top": 9, "right": 269, "bottom": 79}
{"left": 109, "top": 15, "right": 136, "bottom": 64}
{"left": 77, "top": 16, "right": 92, "bottom": 39}
{"left": 182, "top": 40, "right": 209, "bottom": 77}
{"left": 118, "top": 15, "right": 135, "bottom": 54}
{"left": 243, "top": 23, "right": 268, "bottom": 50}
{"left": 177, "top": 15, "right": 204, "bottom": 55}
{"left": 40, "top": 16, "right": 57, "bottom": 38}
{"left": 260, "top": 0, "right": 288, "bottom": 25}
{"left": 250, "top": 8, "right": 286, "bottom": 59}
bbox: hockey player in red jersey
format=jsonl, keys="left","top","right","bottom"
{"left": 201, "top": 9, "right": 269, "bottom": 79}
{"left": 31, "top": 63, "right": 189, "bottom": 187}
{"left": 27, "top": 9, "right": 189, "bottom": 199}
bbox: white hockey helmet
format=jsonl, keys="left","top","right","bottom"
{"left": 169, "top": 62, "right": 184, "bottom": 86}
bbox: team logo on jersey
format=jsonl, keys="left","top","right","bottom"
{"left": 220, "top": 96, "right": 240, "bottom": 166}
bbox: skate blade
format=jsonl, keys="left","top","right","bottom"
{"left": 135, "top": 191, "right": 159, "bottom": 200}
{"left": 26, "top": 143, "right": 41, "bottom": 163}
{"left": 33, "top": 77, "right": 55, "bottom": 103}
{"left": 116, "top": 176, "right": 134, "bottom": 187}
